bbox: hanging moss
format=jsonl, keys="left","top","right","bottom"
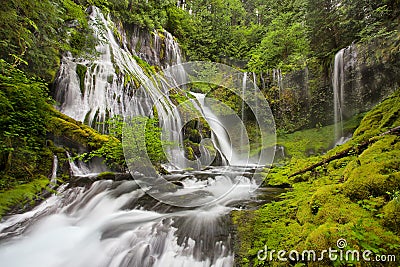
{"left": 76, "top": 63, "right": 87, "bottom": 95}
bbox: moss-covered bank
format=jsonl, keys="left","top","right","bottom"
{"left": 232, "top": 90, "right": 400, "bottom": 266}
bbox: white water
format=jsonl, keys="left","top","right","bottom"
{"left": 66, "top": 152, "right": 91, "bottom": 177}
{"left": 0, "top": 166, "right": 274, "bottom": 267}
{"left": 333, "top": 48, "right": 345, "bottom": 142}
{"left": 50, "top": 155, "right": 58, "bottom": 186}
{"left": 191, "top": 93, "right": 245, "bottom": 166}
{"left": 55, "top": 7, "right": 189, "bottom": 168}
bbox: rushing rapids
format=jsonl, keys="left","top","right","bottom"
{"left": 0, "top": 167, "right": 285, "bottom": 267}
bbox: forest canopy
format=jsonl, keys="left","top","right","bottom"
{"left": 1, "top": 0, "right": 399, "bottom": 81}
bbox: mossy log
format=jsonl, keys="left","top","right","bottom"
{"left": 289, "top": 126, "right": 400, "bottom": 178}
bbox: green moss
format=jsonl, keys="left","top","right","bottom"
{"left": 132, "top": 55, "right": 156, "bottom": 77}
{"left": 231, "top": 210, "right": 257, "bottom": 266}
{"left": 276, "top": 113, "right": 364, "bottom": 160}
{"left": 76, "top": 64, "right": 87, "bottom": 95}
{"left": 342, "top": 135, "right": 400, "bottom": 200}
{"left": 353, "top": 90, "right": 400, "bottom": 142}
{"left": 0, "top": 177, "right": 49, "bottom": 218}
{"left": 382, "top": 200, "right": 400, "bottom": 233}
{"left": 97, "top": 171, "right": 116, "bottom": 180}
{"left": 48, "top": 108, "right": 110, "bottom": 149}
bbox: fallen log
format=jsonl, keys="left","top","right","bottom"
{"left": 288, "top": 126, "right": 400, "bottom": 178}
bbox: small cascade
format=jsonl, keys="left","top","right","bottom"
{"left": 50, "top": 155, "right": 58, "bottom": 186}
{"left": 334, "top": 135, "right": 352, "bottom": 146}
{"left": 274, "top": 145, "right": 285, "bottom": 160}
{"left": 190, "top": 93, "right": 228, "bottom": 167}
{"left": 66, "top": 152, "right": 91, "bottom": 177}
{"left": 273, "top": 69, "right": 283, "bottom": 97}
{"left": 332, "top": 48, "right": 346, "bottom": 142}
{"left": 191, "top": 93, "right": 246, "bottom": 166}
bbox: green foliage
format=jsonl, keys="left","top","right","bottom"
{"left": 0, "top": 0, "right": 95, "bottom": 81}
{"left": 76, "top": 115, "right": 124, "bottom": 170}
{"left": 307, "top": 0, "right": 400, "bottom": 61}
{"left": 0, "top": 60, "right": 53, "bottom": 188}
{"left": 74, "top": 0, "right": 176, "bottom": 30}
{"left": 248, "top": 13, "right": 310, "bottom": 73}
{"left": 78, "top": 115, "right": 168, "bottom": 170}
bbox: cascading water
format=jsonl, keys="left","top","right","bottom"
{"left": 49, "top": 155, "right": 58, "bottom": 188}
{"left": 55, "top": 7, "right": 188, "bottom": 168}
{"left": 273, "top": 69, "right": 283, "bottom": 98}
{"left": 332, "top": 48, "right": 345, "bottom": 143}
{"left": 191, "top": 93, "right": 234, "bottom": 165}
{"left": 66, "top": 152, "right": 92, "bottom": 177}
{"left": 0, "top": 167, "right": 285, "bottom": 266}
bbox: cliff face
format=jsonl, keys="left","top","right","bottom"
{"left": 116, "top": 21, "right": 183, "bottom": 68}
{"left": 257, "top": 37, "right": 400, "bottom": 132}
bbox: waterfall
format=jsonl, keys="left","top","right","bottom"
{"left": 191, "top": 93, "right": 233, "bottom": 165}
{"left": 55, "top": 7, "right": 188, "bottom": 169}
{"left": 66, "top": 152, "right": 91, "bottom": 177}
{"left": 190, "top": 92, "right": 252, "bottom": 166}
{"left": 332, "top": 48, "right": 345, "bottom": 142}
{"left": 50, "top": 155, "right": 58, "bottom": 186}
{"left": 0, "top": 6, "right": 282, "bottom": 267}
{"left": 273, "top": 69, "right": 283, "bottom": 98}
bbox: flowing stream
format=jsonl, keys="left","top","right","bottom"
{"left": 0, "top": 167, "right": 284, "bottom": 267}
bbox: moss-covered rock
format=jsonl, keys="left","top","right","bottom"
{"left": 0, "top": 177, "right": 50, "bottom": 218}
{"left": 382, "top": 200, "right": 400, "bottom": 234}
{"left": 48, "top": 108, "right": 110, "bottom": 150}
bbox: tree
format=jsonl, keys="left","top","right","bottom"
{"left": 247, "top": 13, "right": 310, "bottom": 73}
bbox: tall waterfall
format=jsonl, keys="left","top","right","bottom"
{"left": 332, "top": 48, "right": 345, "bottom": 142}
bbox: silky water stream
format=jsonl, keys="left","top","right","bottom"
{"left": 0, "top": 166, "right": 285, "bottom": 267}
